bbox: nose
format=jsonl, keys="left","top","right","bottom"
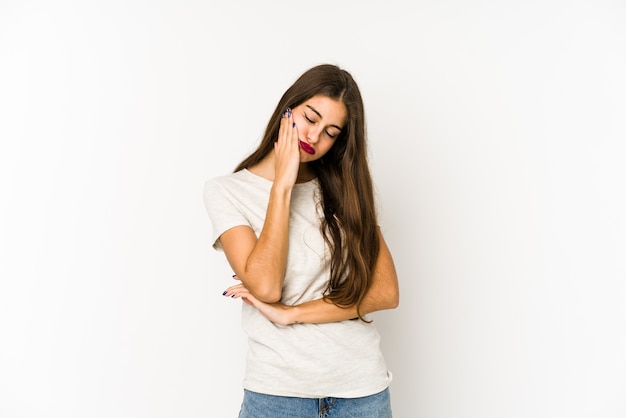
{"left": 307, "top": 128, "right": 321, "bottom": 144}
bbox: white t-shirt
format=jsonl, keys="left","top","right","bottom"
{"left": 203, "top": 168, "right": 392, "bottom": 398}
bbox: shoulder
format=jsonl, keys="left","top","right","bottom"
{"left": 205, "top": 170, "right": 245, "bottom": 188}
{"left": 204, "top": 169, "right": 273, "bottom": 206}
{"left": 205, "top": 170, "right": 256, "bottom": 194}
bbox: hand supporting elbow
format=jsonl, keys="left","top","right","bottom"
{"left": 253, "top": 286, "right": 282, "bottom": 304}
{"left": 237, "top": 275, "right": 282, "bottom": 303}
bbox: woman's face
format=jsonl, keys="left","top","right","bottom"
{"left": 291, "top": 95, "right": 347, "bottom": 162}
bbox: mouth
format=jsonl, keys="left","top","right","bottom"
{"left": 299, "top": 140, "right": 315, "bottom": 155}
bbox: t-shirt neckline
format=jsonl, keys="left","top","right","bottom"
{"left": 242, "top": 168, "right": 318, "bottom": 188}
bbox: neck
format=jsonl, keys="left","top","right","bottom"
{"left": 296, "top": 164, "right": 316, "bottom": 183}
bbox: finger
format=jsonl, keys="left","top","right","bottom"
{"left": 291, "top": 120, "right": 299, "bottom": 143}
{"left": 230, "top": 288, "right": 252, "bottom": 301}
{"left": 222, "top": 283, "right": 246, "bottom": 297}
{"left": 277, "top": 108, "right": 292, "bottom": 144}
{"left": 285, "top": 109, "right": 297, "bottom": 148}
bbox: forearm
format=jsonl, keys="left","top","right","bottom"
{"left": 292, "top": 299, "right": 358, "bottom": 324}
{"left": 239, "top": 184, "right": 292, "bottom": 301}
{"left": 289, "top": 299, "right": 366, "bottom": 325}
{"left": 290, "top": 287, "right": 398, "bottom": 324}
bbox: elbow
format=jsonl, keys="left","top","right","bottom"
{"left": 389, "top": 292, "right": 399, "bottom": 309}
{"left": 258, "top": 291, "right": 282, "bottom": 304}
{"left": 386, "top": 288, "right": 399, "bottom": 310}
{"left": 250, "top": 283, "right": 282, "bottom": 303}
{"left": 238, "top": 268, "right": 283, "bottom": 303}
{"left": 368, "top": 282, "right": 399, "bottom": 312}
{"left": 386, "top": 282, "right": 400, "bottom": 310}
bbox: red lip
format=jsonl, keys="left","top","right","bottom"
{"left": 299, "top": 140, "right": 315, "bottom": 155}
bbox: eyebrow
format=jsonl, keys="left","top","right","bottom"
{"left": 306, "top": 105, "right": 343, "bottom": 131}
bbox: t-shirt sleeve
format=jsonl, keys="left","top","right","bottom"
{"left": 203, "top": 179, "right": 250, "bottom": 251}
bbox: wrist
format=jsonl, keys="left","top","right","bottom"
{"left": 271, "top": 182, "right": 294, "bottom": 196}
{"left": 287, "top": 304, "right": 301, "bottom": 325}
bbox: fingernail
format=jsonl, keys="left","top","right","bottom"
{"left": 232, "top": 274, "right": 237, "bottom": 278}
{"left": 222, "top": 290, "right": 228, "bottom": 295}
{"left": 231, "top": 294, "right": 236, "bottom": 298}
{"left": 292, "top": 122, "right": 296, "bottom": 128}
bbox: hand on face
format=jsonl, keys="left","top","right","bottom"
{"left": 273, "top": 107, "right": 301, "bottom": 189}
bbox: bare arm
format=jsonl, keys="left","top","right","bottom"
{"left": 219, "top": 185, "right": 291, "bottom": 303}
{"left": 225, "top": 228, "right": 400, "bottom": 324}
{"left": 219, "top": 111, "right": 300, "bottom": 303}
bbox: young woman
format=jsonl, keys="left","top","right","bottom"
{"left": 203, "top": 64, "right": 399, "bottom": 417}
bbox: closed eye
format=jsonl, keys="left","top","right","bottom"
{"left": 304, "top": 111, "right": 339, "bottom": 138}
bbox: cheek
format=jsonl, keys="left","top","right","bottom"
{"left": 294, "top": 115, "right": 307, "bottom": 135}
{"left": 319, "top": 139, "right": 336, "bottom": 154}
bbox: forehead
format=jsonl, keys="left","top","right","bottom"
{"left": 302, "top": 95, "right": 347, "bottom": 126}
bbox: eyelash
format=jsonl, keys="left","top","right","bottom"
{"left": 304, "top": 114, "right": 336, "bottom": 139}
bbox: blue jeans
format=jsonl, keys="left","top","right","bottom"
{"left": 238, "top": 387, "right": 392, "bottom": 418}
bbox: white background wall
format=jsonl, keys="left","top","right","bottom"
{"left": 1, "top": 1, "right": 625, "bottom": 417}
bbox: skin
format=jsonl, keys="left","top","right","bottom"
{"left": 219, "top": 95, "right": 399, "bottom": 325}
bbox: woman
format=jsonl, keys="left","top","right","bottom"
{"left": 203, "top": 64, "right": 399, "bottom": 417}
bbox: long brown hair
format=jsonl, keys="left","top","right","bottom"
{"left": 235, "top": 64, "right": 379, "bottom": 321}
